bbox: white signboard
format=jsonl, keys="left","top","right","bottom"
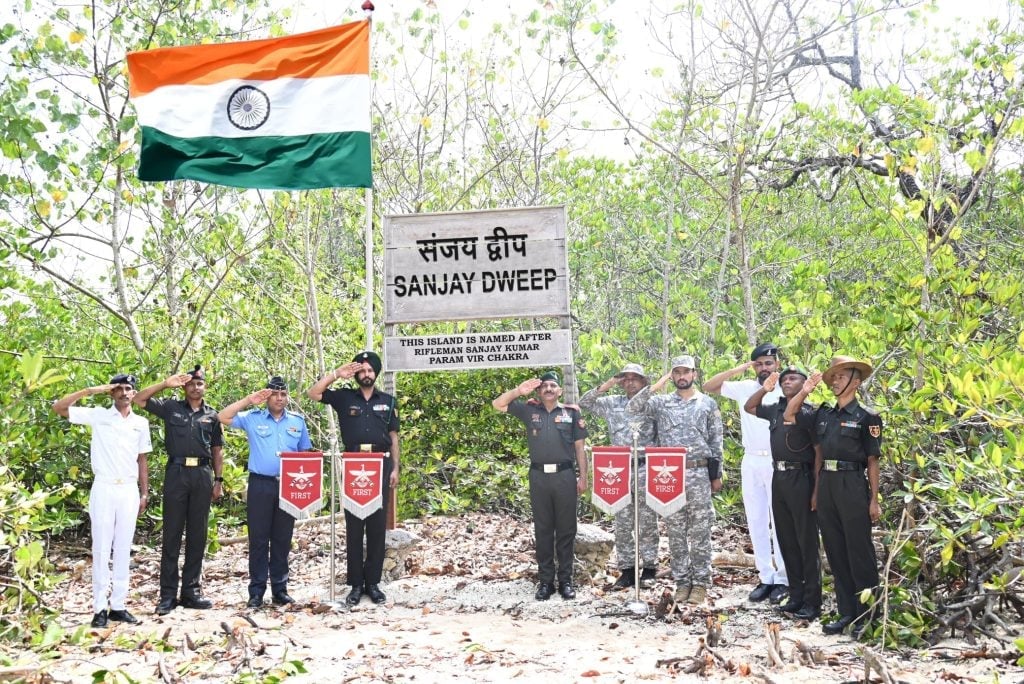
{"left": 384, "top": 330, "right": 572, "bottom": 373}
{"left": 383, "top": 206, "right": 569, "bottom": 324}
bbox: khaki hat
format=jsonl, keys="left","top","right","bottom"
{"left": 821, "top": 356, "right": 873, "bottom": 384}
{"left": 670, "top": 355, "right": 697, "bottom": 370}
{"left": 614, "top": 363, "right": 649, "bottom": 383}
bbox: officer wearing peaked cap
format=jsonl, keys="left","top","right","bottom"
{"left": 54, "top": 372, "right": 152, "bottom": 628}
{"left": 308, "top": 351, "right": 400, "bottom": 607}
{"left": 703, "top": 343, "right": 789, "bottom": 604}
{"left": 219, "top": 376, "right": 312, "bottom": 609}
{"left": 580, "top": 362, "right": 659, "bottom": 589}
{"left": 134, "top": 364, "right": 224, "bottom": 615}
{"left": 493, "top": 370, "right": 589, "bottom": 601}
{"left": 784, "top": 356, "right": 882, "bottom": 637}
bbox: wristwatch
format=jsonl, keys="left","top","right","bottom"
{"left": 214, "top": 476, "right": 224, "bottom": 483}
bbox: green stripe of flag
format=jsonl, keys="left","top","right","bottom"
{"left": 138, "top": 127, "right": 372, "bottom": 190}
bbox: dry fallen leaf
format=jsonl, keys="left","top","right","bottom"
{"left": 580, "top": 670, "right": 600, "bottom": 677}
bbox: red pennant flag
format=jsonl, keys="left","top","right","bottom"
{"left": 278, "top": 451, "right": 324, "bottom": 520}
{"left": 644, "top": 446, "right": 687, "bottom": 517}
{"left": 591, "top": 446, "right": 633, "bottom": 516}
{"left": 341, "top": 452, "right": 386, "bottom": 519}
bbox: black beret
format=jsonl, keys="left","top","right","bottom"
{"left": 352, "top": 351, "right": 382, "bottom": 375}
{"left": 187, "top": 364, "right": 205, "bottom": 381}
{"left": 266, "top": 376, "right": 288, "bottom": 391}
{"left": 750, "top": 343, "right": 779, "bottom": 361}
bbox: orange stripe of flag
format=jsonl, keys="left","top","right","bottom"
{"left": 128, "top": 20, "right": 369, "bottom": 98}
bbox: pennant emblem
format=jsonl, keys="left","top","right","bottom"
{"left": 644, "top": 446, "right": 688, "bottom": 517}
{"left": 278, "top": 452, "right": 324, "bottom": 520}
{"left": 590, "top": 446, "right": 633, "bottom": 516}
{"left": 341, "top": 452, "right": 386, "bottom": 519}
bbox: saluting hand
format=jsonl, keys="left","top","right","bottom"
{"left": 334, "top": 362, "right": 363, "bottom": 381}
{"left": 802, "top": 371, "right": 822, "bottom": 394}
{"left": 247, "top": 388, "right": 273, "bottom": 406}
{"left": 92, "top": 384, "right": 118, "bottom": 394}
{"left": 518, "top": 378, "right": 542, "bottom": 396}
{"left": 164, "top": 373, "right": 192, "bottom": 388}
{"left": 762, "top": 371, "right": 780, "bottom": 392}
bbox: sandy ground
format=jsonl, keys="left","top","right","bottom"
{"left": 12, "top": 513, "right": 1022, "bottom": 683}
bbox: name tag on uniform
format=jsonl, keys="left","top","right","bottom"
{"left": 543, "top": 463, "right": 557, "bottom": 473}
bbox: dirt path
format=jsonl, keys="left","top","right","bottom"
{"left": 20, "top": 514, "right": 1021, "bottom": 683}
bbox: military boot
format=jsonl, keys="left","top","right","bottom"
{"left": 674, "top": 582, "right": 691, "bottom": 603}
{"left": 687, "top": 585, "right": 708, "bottom": 606}
{"left": 612, "top": 568, "right": 635, "bottom": 590}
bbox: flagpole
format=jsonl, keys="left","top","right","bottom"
{"left": 364, "top": 186, "right": 373, "bottom": 348}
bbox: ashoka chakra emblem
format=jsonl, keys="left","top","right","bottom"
{"left": 226, "top": 86, "right": 270, "bottom": 130}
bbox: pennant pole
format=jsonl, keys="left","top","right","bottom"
{"left": 626, "top": 429, "right": 647, "bottom": 616}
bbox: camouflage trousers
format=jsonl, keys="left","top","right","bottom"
{"left": 614, "top": 466, "right": 660, "bottom": 570}
{"left": 664, "top": 469, "right": 714, "bottom": 586}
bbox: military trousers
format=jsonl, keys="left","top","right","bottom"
{"left": 817, "top": 470, "right": 878, "bottom": 619}
{"left": 345, "top": 458, "right": 393, "bottom": 588}
{"left": 246, "top": 474, "right": 295, "bottom": 599}
{"left": 771, "top": 468, "right": 821, "bottom": 610}
{"left": 614, "top": 465, "right": 660, "bottom": 570}
{"left": 160, "top": 463, "right": 214, "bottom": 600}
{"left": 528, "top": 467, "right": 578, "bottom": 585}
{"left": 664, "top": 470, "right": 713, "bottom": 586}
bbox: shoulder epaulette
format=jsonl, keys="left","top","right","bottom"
{"left": 563, "top": 403, "right": 581, "bottom": 411}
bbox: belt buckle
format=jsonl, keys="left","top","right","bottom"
{"left": 543, "top": 463, "right": 557, "bottom": 474}
{"left": 824, "top": 461, "right": 837, "bottom": 472}
{"left": 113, "top": 478, "right": 125, "bottom": 485}
{"left": 184, "top": 457, "right": 199, "bottom": 467}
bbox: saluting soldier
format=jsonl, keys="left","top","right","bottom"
{"left": 628, "top": 355, "right": 724, "bottom": 607}
{"left": 744, "top": 367, "right": 821, "bottom": 621}
{"left": 134, "top": 365, "right": 224, "bottom": 615}
{"left": 493, "top": 371, "right": 589, "bottom": 601}
{"left": 786, "top": 356, "right": 882, "bottom": 637}
{"left": 579, "top": 363, "right": 659, "bottom": 589}
{"left": 308, "top": 350, "right": 400, "bottom": 608}
{"left": 218, "top": 377, "right": 312, "bottom": 609}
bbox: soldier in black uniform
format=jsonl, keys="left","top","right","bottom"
{"left": 744, "top": 366, "right": 821, "bottom": 620}
{"left": 493, "top": 371, "right": 589, "bottom": 601}
{"left": 786, "top": 356, "right": 882, "bottom": 637}
{"left": 134, "top": 365, "right": 224, "bottom": 615}
{"left": 308, "top": 351, "right": 400, "bottom": 607}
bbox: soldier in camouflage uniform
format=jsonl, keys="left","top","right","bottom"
{"left": 580, "top": 363, "right": 659, "bottom": 589}
{"left": 628, "top": 355, "right": 724, "bottom": 606}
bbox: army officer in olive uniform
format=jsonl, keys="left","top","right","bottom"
{"left": 493, "top": 371, "right": 588, "bottom": 601}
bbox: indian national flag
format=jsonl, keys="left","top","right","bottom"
{"left": 127, "top": 21, "right": 371, "bottom": 190}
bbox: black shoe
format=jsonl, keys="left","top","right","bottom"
{"left": 748, "top": 583, "right": 773, "bottom": 602}
{"left": 778, "top": 600, "right": 802, "bottom": 614}
{"left": 849, "top": 620, "right": 866, "bottom": 639}
{"left": 793, "top": 606, "right": 821, "bottom": 621}
{"left": 246, "top": 597, "right": 264, "bottom": 609}
{"left": 345, "top": 586, "right": 364, "bottom": 606}
{"left": 535, "top": 583, "right": 555, "bottom": 601}
{"left": 179, "top": 595, "right": 212, "bottom": 610}
{"left": 822, "top": 615, "right": 855, "bottom": 635}
{"left": 365, "top": 585, "right": 386, "bottom": 604}
{"left": 108, "top": 609, "right": 139, "bottom": 624}
{"left": 272, "top": 592, "right": 295, "bottom": 606}
{"left": 769, "top": 585, "right": 789, "bottom": 604}
{"left": 612, "top": 568, "right": 635, "bottom": 590}
{"left": 155, "top": 597, "right": 176, "bottom": 615}
{"left": 559, "top": 583, "right": 576, "bottom": 600}
{"left": 90, "top": 610, "right": 108, "bottom": 628}
{"left": 640, "top": 567, "right": 657, "bottom": 582}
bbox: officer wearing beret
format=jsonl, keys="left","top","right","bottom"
{"left": 493, "top": 371, "right": 589, "bottom": 601}
{"left": 580, "top": 363, "right": 659, "bottom": 589}
{"left": 744, "top": 366, "right": 821, "bottom": 620}
{"left": 219, "top": 376, "right": 312, "bottom": 609}
{"left": 785, "top": 356, "right": 882, "bottom": 636}
{"left": 134, "top": 365, "right": 224, "bottom": 615}
{"left": 703, "top": 343, "right": 788, "bottom": 603}
{"left": 308, "top": 351, "right": 400, "bottom": 607}
{"left": 54, "top": 373, "right": 152, "bottom": 627}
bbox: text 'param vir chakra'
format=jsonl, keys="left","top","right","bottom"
{"left": 226, "top": 85, "right": 270, "bottom": 130}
